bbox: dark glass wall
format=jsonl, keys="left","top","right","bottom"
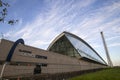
{"left": 49, "top": 35, "right": 80, "bottom": 58}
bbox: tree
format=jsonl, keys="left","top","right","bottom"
{"left": 0, "top": 0, "right": 18, "bottom": 25}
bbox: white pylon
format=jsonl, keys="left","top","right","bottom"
{"left": 101, "top": 31, "right": 113, "bottom": 67}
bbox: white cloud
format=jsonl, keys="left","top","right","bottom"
{"left": 106, "top": 36, "right": 120, "bottom": 41}
{"left": 112, "top": 26, "right": 120, "bottom": 33}
{"left": 108, "top": 43, "right": 120, "bottom": 47}
{"left": 4, "top": 0, "right": 120, "bottom": 51}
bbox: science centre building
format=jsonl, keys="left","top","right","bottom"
{"left": 0, "top": 31, "right": 107, "bottom": 78}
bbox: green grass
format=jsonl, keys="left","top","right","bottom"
{"left": 69, "top": 67, "right": 120, "bottom": 80}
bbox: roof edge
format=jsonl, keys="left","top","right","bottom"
{"left": 47, "top": 32, "right": 65, "bottom": 50}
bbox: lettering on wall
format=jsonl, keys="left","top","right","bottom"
{"left": 18, "top": 49, "right": 47, "bottom": 59}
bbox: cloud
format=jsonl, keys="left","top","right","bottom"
{"left": 108, "top": 43, "right": 120, "bottom": 47}
{"left": 112, "top": 26, "right": 120, "bottom": 33}
{"left": 4, "top": 0, "right": 120, "bottom": 51}
{"left": 106, "top": 36, "right": 120, "bottom": 41}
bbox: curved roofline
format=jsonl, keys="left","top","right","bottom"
{"left": 47, "top": 31, "right": 106, "bottom": 64}
{"left": 47, "top": 32, "right": 65, "bottom": 50}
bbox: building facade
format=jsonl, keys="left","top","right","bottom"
{"left": 0, "top": 31, "right": 107, "bottom": 78}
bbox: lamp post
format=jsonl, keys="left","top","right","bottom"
{"left": 0, "top": 62, "right": 8, "bottom": 79}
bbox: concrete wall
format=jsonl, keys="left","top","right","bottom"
{"left": 0, "top": 39, "right": 106, "bottom": 77}
{"left": 1, "top": 65, "right": 34, "bottom": 77}
{"left": 0, "top": 39, "right": 13, "bottom": 61}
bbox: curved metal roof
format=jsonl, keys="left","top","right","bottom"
{"left": 47, "top": 31, "right": 106, "bottom": 65}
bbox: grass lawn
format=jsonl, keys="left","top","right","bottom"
{"left": 68, "top": 67, "right": 120, "bottom": 80}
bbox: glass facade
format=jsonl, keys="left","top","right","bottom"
{"left": 49, "top": 35, "right": 80, "bottom": 58}
{"left": 65, "top": 34, "right": 105, "bottom": 64}
{"left": 48, "top": 32, "right": 106, "bottom": 64}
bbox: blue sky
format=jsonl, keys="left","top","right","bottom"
{"left": 0, "top": 0, "right": 120, "bottom": 66}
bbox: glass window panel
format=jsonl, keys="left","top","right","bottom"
{"left": 65, "top": 34, "right": 105, "bottom": 64}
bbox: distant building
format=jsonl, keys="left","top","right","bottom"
{"left": 0, "top": 31, "right": 107, "bottom": 78}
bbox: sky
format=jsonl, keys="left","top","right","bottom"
{"left": 0, "top": 0, "right": 120, "bottom": 66}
